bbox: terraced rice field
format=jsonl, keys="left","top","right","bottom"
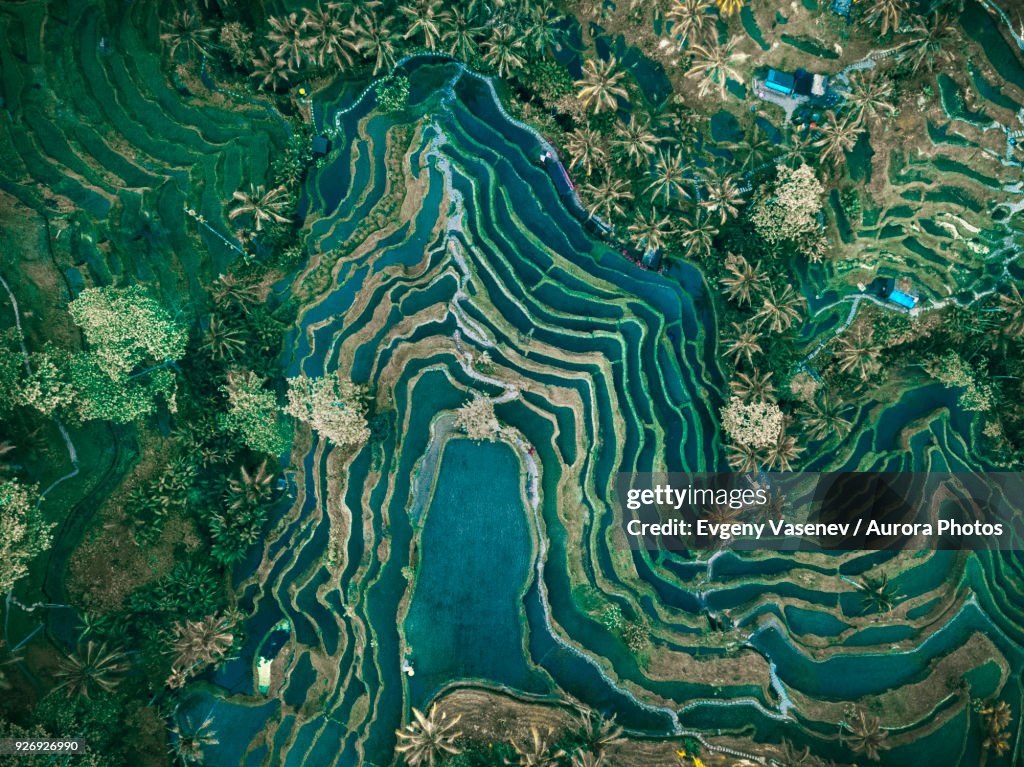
{"left": 174, "top": 60, "right": 1021, "bottom": 766}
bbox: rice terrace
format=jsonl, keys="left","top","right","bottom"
{"left": 3, "top": 0, "right": 1024, "bottom": 766}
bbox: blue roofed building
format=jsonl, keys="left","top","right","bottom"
{"left": 765, "top": 69, "right": 796, "bottom": 96}
{"left": 888, "top": 290, "right": 917, "bottom": 309}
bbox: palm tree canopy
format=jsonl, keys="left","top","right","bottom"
{"left": 575, "top": 56, "right": 629, "bottom": 114}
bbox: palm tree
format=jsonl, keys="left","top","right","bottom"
{"left": 720, "top": 252, "right": 766, "bottom": 306}
{"left": 686, "top": 36, "right": 746, "bottom": 99}
{"left": 842, "top": 708, "right": 887, "bottom": 760}
{"left": 858, "top": 572, "right": 898, "bottom": 613}
{"left": 833, "top": 325, "right": 881, "bottom": 381}
{"left": 865, "top": 0, "right": 909, "bottom": 36}
{"left": 442, "top": 9, "right": 482, "bottom": 61}
{"left": 723, "top": 322, "right": 763, "bottom": 367}
{"left": 979, "top": 700, "right": 1013, "bottom": 756}
{"left": 303, "top": 3, "right": 360, "bottom": 69}
{"left": 800, "top": 393, "right": 852, "bottom": 442}
{"left": 523, "top": 1, "right": 565, "bottom": 57}
{"left": 571, "top": 710, "right": 624, "bottom": 756}
{"left": 54, "top": 642, "right": 127, "bottom": 698}
{"left": 507, "top": 727, "right": 566, "bottom": 767}
{"left": 814, "top": 113, "right": 864, "bottom": 166}
{"left": 249, "top": 47, "right": 295, "bottom": 92}
{"left": 359, "top": 15, "right": 398, "bottom": 75}
{"left": 483, "top": 25, "right": 526, "bottom": 77}
{"left": 228, "top": 185, "right": 291, "bottom": 231}
{"left": 628, "top": 210, "right": 673, "bottom": 253}
{"left": 582, "top": 177, "right": 633, "bottom": 221}
{"left": 612, "top": 118, "right": 659, "bottom": 168}
{"left": 268, "top": 13, "right": 310, "bottom": 70}
{"left": 575, "top": 57, "right": 629, "bottom": 115}
{"left": 570, "top": 753, "right": 605, "bottom": 767}
{"left": 906, "top": 13, "right": 958, "bottom": 72}
{"left": 394, "top": 706, "right": 462, "bottom": 766}
{"left": 999, "top": 283, "right": 1024, "bottom": 336}
{"left": 645, "top": 149, "right": 688, "bottom": 205}
{"left": 0, "top": 440, "right": 15, "bottom": 478}
{"left": 715, "top": 0, "right": 746, "bottom": 17}
{"left": 726, "top": 442, "right": 761, "bottom": 472}
{"left": 675, "top": 211, "right": 718, "bottom": 260}
{"left": 169, "top": 613, "right": 238, "bottom": 681}
{"left": 160, "top": 10, "right": 214, "bottom": 60}
{"left": 846, "top": 71, "right": 896, "bottom": 127}
{"left": 202, "top": 316, "right": 246, "bottom": 361}
{"left": 565, "top": 127, "right": 607, "bottom": 177}
{"left": 764, "top": 427, "right": 803, "bottom": 471}
{"left": 780, "top": 126, "right": 818, "bottom": 168}
{"left": 699, "top": 170, "right": 744, "bottom": 223}
{"left": 754, "top": 285, "right": 803, "bottom": 334}
{"left": 400, "top": 0, "right": 448, "bottom": 50}
{"left": 735, "top": 123, "right": 774, "bottom": 174}
{"left": 211, "top": 273, "right": 261, "bottom": 308}
{"left": 666, "top": 0, "right": 712, "bottom": 48}
{"left": 227, "top": 461, "right": 275, "bottom": 509}
{"left": 730, "top": 369, "right": 775, "bottom": 401}
{"left": 169, "top": 713, "right": 219, "bottom": 765}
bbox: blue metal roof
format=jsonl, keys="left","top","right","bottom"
{"left": 889, "top": 290, "right": 917, "bottom": 309}
{"left": 766, "top": 69, "right": 795, "bottom": 93}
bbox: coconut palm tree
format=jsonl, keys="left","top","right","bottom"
{"left": 228, "top": 185, "right": 291, "bottom": 231}
{"left": 160, "top": 10, "right": 214, "bottom": 60}
{"left": 400, "top": 0, "right": 448, "bottom": 50}
{"left": 267, "top": 13, "right": 310, "bottom": 70}
{"left": 764, "top": 427, "right": 803, "bottom": 471}
{"left": 858, "top": 572, "right": 898, "bottom": 613}
{"left": 582, "top": 177, "right": 633, "bottom": 221}
{"left": 734, "top": 123, "right": 774, "bottom": 174}
{"left": 394, "top": 706, "right": 462, "bottom": 766}
{"left": 846, "top": 71, "right": 896, "bottom": 127}
{"left": 842, "top": 708, "right": 887, "bottom": 760}
{"left": 303, "top": 3, "right": 360, "bottom": 69}
{"left": 645, "top": 149, "right": 688, "bottom": 205}
{"left": 575, "top": 56, "right": 629, "bottom": 115}
{"left": 571, "top": 710, "right": 624, "bottom": 756}
{"left": 754, "top": 285, "right": 803, "bottom": 334}
{"left": 723, "top": 322, "right": 763, "bottom": 367}
{"left": 54, "top": 642, "right": 127, "bottom": 699}
{"left": 507, "top": 727, "right": 566, "bottom": 767}
{"left": 441, "top": 8, "right": 482, "bottom": 61}
{"left": 169, "top": 713, "right": 219, "bottom": 765}
{"left": 800, "top": 393, "right": 852, "bottom": 442}
{"left": 227, "top": 461, "right": 275, "bottom": 509}
{"left": 570, "top": 753, "right": 605, "bottom": 767}
{"left": 483, "top": 25, "right": 526, "bottom": 77}
{"left": 686, "top": 36, "right": 746, "bottom": 99}
{"left": 613, "top": 118, "right": 659, "bottom": 168}
{"left": 730, "top": 369, "right": 775, "bottom": 401}
{"left": 720, "top": 252, "right": 767, "bottom": 306}
{"left": 780, "top": 126, "right": 818, "bottom": 168}
{"left": 833, "top": 325, "right": 881, "bottom": 381}
{"left": 699, "top": 170, "right": 744, "bottom": 223}
{"left": 629, "top": 210, "right": 673, "bottom": 253}
{"left": 523, "top": 1, "right": 565, "bottom": 57}
{"left": 999, "top": 283, "right": 1024, "bottom": 336}
{"left": 675, "top": 211, "right": 718, "bottom": 260}
{"left": 169, "top": 613, "right": 238, "bottom": 679}
{"left": 715, "top": 0, "right": 746, "bottom": 17}
{"left": 726, "top": 442, "right": 761, "bottom": 472}
{"left": 814, "top": 113, "right": 864, "bottom": 166}
{"left": 906, "top": 13, "right": 958, "bottom": 72}
{"left": 666, "top": 0, "right": 712, "bottom": 48}
{"left": 211, "top": 273, "right": 261, "bottom": 308}
{"left": 359, "top": 15, "right": 398, "bottom": 75}
{"left": 565, "top": 127, "right": 608, "bottom": 177}
{"left": 202, "top": 316, "right": 246, "bottom": 361}
{"left": 865, "top": 0, "right": 909, "bottom": 36}
{"left": 250, "top": 47, "right": 296, "bottom": 92}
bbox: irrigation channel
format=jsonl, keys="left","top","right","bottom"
{"left": 175, "top": 58, "right": 1023, "bottom": 767}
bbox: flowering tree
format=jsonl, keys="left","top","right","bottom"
{"left": 749, "top": 164, "right": 824, "bottom": 246}
{"left": 285, "top": 372, "right": 369, "bottom": 447}
{"left": 219, "top": 370, "right": 293, "bottom": 455}
{"left": 68, "top": 286, "right": 187, "bottom": 379}
{"left": 0, "top": 478, "right": 53, "bottom": 594}
{"left": 926, "top": 351, "right": 993, "bottom": 411}
{"left": 720, "top": 396, "right": 783, "bottom": 449}
{"left": 454, "top": 396, "right": 501, "bottom": 442}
